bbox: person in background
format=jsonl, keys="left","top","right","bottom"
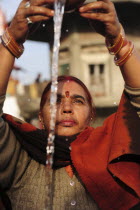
{"left": 0, "top": 0, "right": 140, "bottom": 209}
{"left": 35, "top": 73, "right": 41, "bottom": 83}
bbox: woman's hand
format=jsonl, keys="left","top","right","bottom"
{"left": 9, "top": 0, "right": 54, "bottom": 44}
{"left": 79, "top": 0, "right": 120, "bottom": 40}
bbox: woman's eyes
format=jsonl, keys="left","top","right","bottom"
{"left": 73, "top": 99, "right": 84, "bottom": 104}
{"left": 56, "top": 98, "right": 84, "bottom": 104}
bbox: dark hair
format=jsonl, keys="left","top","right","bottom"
{"left": 40, "top": 75, "right": 96, "bottom": 121}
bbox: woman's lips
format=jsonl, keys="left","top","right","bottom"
{"left": 58, "top": 120, "right": 77, "bottom": 127}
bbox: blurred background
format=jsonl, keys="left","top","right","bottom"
{"left": 0, "top": 0, "right": 140, "bottom": 127}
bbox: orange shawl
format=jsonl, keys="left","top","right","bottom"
{"left": 71, "top": 92, "right": 140, "bottom": 209}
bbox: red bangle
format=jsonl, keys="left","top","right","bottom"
{"left": 106, "top": 24, "right": 128, "bottom": 55}
{"left": 1, "top": 28, "right": 24, "bottom": 58}
{"left": 114, "top": 41, "right": 134, "bottom": 66}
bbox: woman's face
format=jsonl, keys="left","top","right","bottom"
{"left": 40, "top": 81, "right": 91, "bottom": 136}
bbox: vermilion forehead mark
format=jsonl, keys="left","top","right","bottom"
{"left": 66, "top": 80, "right": 70, "bottom": 83}
{"left": 65, "top": 91, "right": 70, "bottom": 98}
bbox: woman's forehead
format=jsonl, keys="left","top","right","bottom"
{"left": 57, "top": 81, "right": 87, "bottom": 96}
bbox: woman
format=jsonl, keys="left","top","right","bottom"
{"left": 0, "top": 0, "right": 140, "bottom": 209}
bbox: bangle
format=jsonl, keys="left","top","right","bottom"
{"left": 114, "top": 41, "right": 134, "bottom": 66}
{"left": 1, "top": 28, "right": 24, "bottom": 58}
{"left": 106, "top": 24, "right": 128, "bottom": 55}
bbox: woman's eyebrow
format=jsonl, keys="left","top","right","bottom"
{"left": 57, "top": 93, "right": 86, "bottom": 101}
{"left": 72, "top": 94, "right": 86, "bottom": 101}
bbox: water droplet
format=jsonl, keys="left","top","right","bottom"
{"left": 42, "top": 23, "right": 46, "bottom": 27}
{"left": 66, "top": 29, "right": 69, "bottom": 32}
{"left": 69, "top": 146, "right": 71, "bottom": 150}
{"left": 65, "top": 138, "right": 68, "bottom": 141}
{"left": 70, "top": 180, "right": 75, "bottom": 186}
{"left": 71, "top": 200, "right": 76, "bottom": 206}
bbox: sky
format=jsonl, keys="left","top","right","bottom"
{"left": 0, "top": 0, "right": 51, "bottom": 84}
{"left": 0, "top": 0, "right": 21, "bottom": 21}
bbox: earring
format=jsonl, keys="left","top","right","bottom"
{"left": 38, "top": 114, "right": 45, "bottom": 129}
{"left": 41, "top": 123, "right": 45, "bottom": 129}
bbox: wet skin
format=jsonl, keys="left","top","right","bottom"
{"left": 41, "top": 81, "right": 91, "bottom": 136}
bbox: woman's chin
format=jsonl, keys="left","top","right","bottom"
{"left": 55, "top": 126, "right": 80, "bottom": 136}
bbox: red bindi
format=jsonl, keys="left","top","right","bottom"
{"left": 65, "top": 91, "right": 70, "bottom": 98}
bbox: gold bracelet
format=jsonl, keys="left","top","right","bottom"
{"left": 1, "top": 28, "right": 24, "bottom": 58}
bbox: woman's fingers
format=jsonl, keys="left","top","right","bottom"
{"left": 9, "top": 0, "right": 54, "bottom": 43}
{"left": 22, "top": 0, "right": 54, "bottom": 7}
{"left": 79, "top": 0, "right": 120, "bottom": 38}
{"left": 30, "top": 0, "right": 54, "bottom": 7}
{"left": 20, "top": 0, "right": 54, "bottom": 19}
{"left": 79, "top": 1, "right": 112, "bottom": 24}
{"left": 79, "top": 1, "right": 109, "bottom": 13}
{"left": 24, "top": 6, "right": 54, "bottom": 18}
{"left": 25, "top": 14, "right": 52, "bottom": 24}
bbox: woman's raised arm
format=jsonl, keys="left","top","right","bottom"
{"left": 79, "top": 0, "right": 140, "bottom": 88}
{"left": 0, "top": 0, "right": 54, "bottom": 96}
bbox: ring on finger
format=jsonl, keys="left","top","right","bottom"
{"left": 25, "top": 1, "right": 30, "bottom": 9}
{"left": 26, "top": 17, "right": 33, "bottom": 25}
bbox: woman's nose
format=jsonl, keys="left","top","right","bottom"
{"left": 61, "top": 101, "right": 73, "bottom": 114}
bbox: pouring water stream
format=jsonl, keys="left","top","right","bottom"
{"left": 46, "top": 0, "right": 66, "bottom": 168}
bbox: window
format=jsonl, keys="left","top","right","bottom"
{"left": 89, "top": 64, "right": 105, "bottom": 96}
